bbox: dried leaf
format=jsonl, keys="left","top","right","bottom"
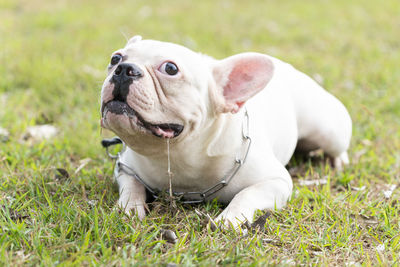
{"left": 207, "top": 215, "right": 218, "bottom": 232}
{"left": 75, "top": 158, "right": 92, "bottom": 174}
{"left": 352, "top": 185, "right": 366, "bottom": 191}
{"left": 359, "top": 214, "right": 378, "bottom": 225}
{"left": 262, "top": 238, "right": 282, "bottom": 246}
{"left": 383, "top": 184, "right": 397, "bottom": 199}
{"left": 195, "top": 208, "right": 217, "bottom": 231}
{"left": 55, "top": 168, "right": 69, "bottom": 181}
{"left": 251, "top": 211, "right": 271, "bottom": 231}
{"left": 298, "top": 178, "right": 328, "bottom": 186}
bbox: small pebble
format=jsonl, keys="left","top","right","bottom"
{"left": 0, "top": 127, "right": 9, "bottom": 142}
{"left": 23, "top": 124, "right": 58, "bottom": 142}
{"left": 161, "top": 229, "right": 177, "bottom": 244}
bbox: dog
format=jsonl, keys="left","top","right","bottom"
{"left": 100, "top": 35, "right": 352, "bottom": 227}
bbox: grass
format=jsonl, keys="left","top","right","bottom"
{"left": 1, "top": 0, "right": 400, "bottom": 265}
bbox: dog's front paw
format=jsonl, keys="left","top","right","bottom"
{"left": 117, "top": 197, "right": 147, "bottom": 220}
{"left": 215, "top": 206, "right": 250, "bottom": 230}
{"left": 333, "top": 151, "right": 350, "bottom": 171}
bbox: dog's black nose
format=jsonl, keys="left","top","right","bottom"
{"left": 113, "top": 63, "right": 143, "bottom": 81}
{"left": 111, "top": 63, "right": 143, "bottom": 102}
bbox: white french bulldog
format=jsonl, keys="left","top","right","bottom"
{"left": 100, "top": 36, "right": 352, "bottom": 227}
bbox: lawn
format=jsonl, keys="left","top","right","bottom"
{"left": 1, "top": 0, "right": 400, "bottom": 265}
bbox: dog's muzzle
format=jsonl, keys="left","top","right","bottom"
{"left": 111, "top": 63, "right": 143, "bottom": 102}
{"left": 102, "top": 101, "right": 184, "bottom": 138}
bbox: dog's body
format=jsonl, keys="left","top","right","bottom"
{"left": 101, "top": 36, "right": 351, "bottom": 226}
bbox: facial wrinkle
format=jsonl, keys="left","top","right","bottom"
{"left": 145, "top": 66, "right": 167, "bottom": 108}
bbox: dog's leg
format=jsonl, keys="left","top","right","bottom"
{"left": 292, "top": 72, "right": 352, "bottom": 170}
{"left": 215, "top": 171, "right": 292, "bottom": 228}
{"left": 116, "top": 173, "right": 147, "bottom": 220}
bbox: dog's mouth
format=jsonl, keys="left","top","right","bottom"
{"left": 102, "top": 101, "right": 184, "bottom": 138}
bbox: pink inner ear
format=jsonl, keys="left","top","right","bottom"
{"left": 223, "top": 59, "right": 272, "bottom": 103}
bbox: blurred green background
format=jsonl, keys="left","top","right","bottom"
{"left": 1, "top": 0, "right": 399, "bottom": 157}
{"left": 1, "top": 0, "right": 399, "bottom": 265}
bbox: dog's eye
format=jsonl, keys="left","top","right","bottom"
{"left": 110, "top": 54, "right": 122, "bottom": 66}
{"left": 159, "top": 62, "right": 179, "bottom": 76}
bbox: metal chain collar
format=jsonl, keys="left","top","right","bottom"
{"left": 102, "top": 110, "right": 251, "bottom": 204}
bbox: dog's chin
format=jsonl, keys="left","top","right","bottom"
{"left": 101, "top": 101, "right": 184, "bottom": 139}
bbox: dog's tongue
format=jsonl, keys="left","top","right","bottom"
{"left": 151, "top": 126, "right": 175, "bottom": 139}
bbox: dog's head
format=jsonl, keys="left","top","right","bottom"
{"left": 101, "top": 36, "right": 274, "bottom": 153}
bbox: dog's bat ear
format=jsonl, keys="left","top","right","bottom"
{"left": 126, "top": 35, "right": 142, "bottom": 45}
{"left": 212, "top": 53, "right": 274, "bottom": 113}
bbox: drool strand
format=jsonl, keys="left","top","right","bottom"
{"left": 167, "top": 138, "right": 173, "bottom": 198}
{"left": 166, "top": 138, "right": 177, "bottom": 209}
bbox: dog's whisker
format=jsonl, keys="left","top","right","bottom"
{"left": 120, "top": 29, "right": 129, "bottom": 42}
